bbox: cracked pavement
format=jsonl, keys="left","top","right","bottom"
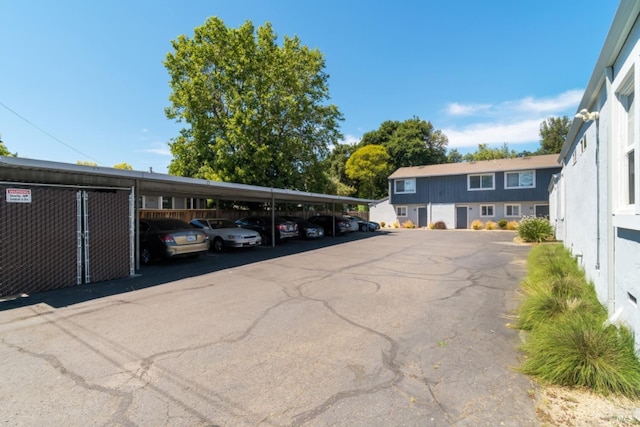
{"left": 0, "top": 229, "right": 539, "bottom": 426}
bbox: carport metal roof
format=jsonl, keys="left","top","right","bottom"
{"left": 0, "top": 156, "right": 374, "bottom": 206}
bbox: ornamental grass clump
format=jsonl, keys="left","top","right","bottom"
{"left": 516, "top": 275, "right": 605, "bottom": 331}
{"left": 471, "top": 219, "right": 483, "bottom": 230}
{"left": 485, "top": 221, "right": 498, "bottom": 230}
{"left": 519, "top": 313, "right": 640, "bottom": 398}
{"left": 516, "top": 244, "right": 640, "bottom": 398}
{"left": 517, "top": 216, "right": 554, "bottom": 242}
{"left": 403, "top": 220, "right": 416, "bottom": 228}
{"left": 506, "top": 220, "right": 519, "bottom": 230}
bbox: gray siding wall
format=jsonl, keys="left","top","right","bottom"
{"left": 390, "top": 168, "right": 560, "bottom": 204}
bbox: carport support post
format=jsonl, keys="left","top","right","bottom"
{"left": 271, "top": 193, "right": 276, "bottom": 248}
{"left": 135, "top": 180, "right": 140, "bottom": 271}
{"left": 332, "top": 202, "right": 336, "bottom": 237}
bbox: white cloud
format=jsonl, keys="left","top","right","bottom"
{"left": 445, "top": 89, "right": 583, "bottom": 118}
{"left": 139, "top": 142, "right": 171, "bottom": 156}
{"left": 446, "top": 102, "right": 492, "bottom": 116}
{"left": 442, "top": 119, "right": 543, "bottom": 148}
{"left": 441, "top": 90, "right": 584, "bottom": 148}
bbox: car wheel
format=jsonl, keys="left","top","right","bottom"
{"left": 140, "top": 246, "right": 152, "bottom": 265}
{"left": 212, "top": 237, "right": 224, "bottom": 253}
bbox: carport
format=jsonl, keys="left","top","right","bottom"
{"left": 0, "top": 156, "right": 372, "bottom": 297}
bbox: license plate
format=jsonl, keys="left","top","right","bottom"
{"left": 186, "top": 235, "right": 196, "bottom": 242}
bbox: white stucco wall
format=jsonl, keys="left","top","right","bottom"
{"left": 430, "top": 204, "right": 455, "bottom": 229}
{"left": 561, "top": 111, "right": 609, "bottom": 305}
{"left": 369, "top": 198, "right": 397, "bottom": 227}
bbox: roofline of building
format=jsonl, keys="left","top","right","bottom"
{"left": 388, "top": 154, "right": 560, "bottom": 180}
{"left": 560, "top": 0, "right": 640, "bottom": 161}
{"left": 0, "top": 156, "right": 374, "bottom": 206}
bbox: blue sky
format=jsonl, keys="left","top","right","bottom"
{"left": 1, "top": 1, "right": 619, "bottom": 173}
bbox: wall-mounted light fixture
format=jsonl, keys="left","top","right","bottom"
{"left": 575, "top": 108, "right": 599, "bottom": 122}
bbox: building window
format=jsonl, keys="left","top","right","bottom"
{"left": 616, "top": 71, "right": 636, "bottom": 210}
{"left": 395, "top": 179, "right": 416, "bottom": 194}
{"left": 468, "top": 174, "right": 494, "bottom": 191}
{"left": 480, "top": 205, "right": 494, "bottom": 217}
{"left": 505, "top": 204, "right": 521, "bottom": 217}
{"left": 396, "top": 206, "right": 407, "bottom": 216}
{"left": 580, "top": 136, "right": 587, "bottom": 153}
{"left": 505, "top": 170, "right": 535, "bottom": 189}
{"left": 162, "top": 196, "right": 173, "bottom": 209}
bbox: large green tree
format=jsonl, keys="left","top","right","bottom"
{"left": 345, "top": 145, "right": 392, "bottom": 199}
{"left": 322, "top": 142, "right": 357, "bottom": 196}
{"left": 164, "top": 17, "right": 343, "bottom": 191}
{"left": 359, "top": 117, "right": 448, "bottom": 170}
{"left": 539, "top": 116, "right": 570, "bottom": 154}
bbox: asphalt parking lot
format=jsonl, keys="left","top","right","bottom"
{"left": 0, "top": 229, "right": 539, "bottom": 426}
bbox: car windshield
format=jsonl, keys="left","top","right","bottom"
{"left": 210, "top": 219, "right": 236, "bottom": 229}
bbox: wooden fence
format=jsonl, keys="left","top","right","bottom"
{"left": 139, "top": 209, "right": 367, "bottom": 222}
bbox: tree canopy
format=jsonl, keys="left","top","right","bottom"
{"left": 0, "top": 140, "right": 10, "bottom": 156}
{"left": 113, "top": 162, "right": 133, "bottom": 170}
{"left": 463, "top": 143, "right": 517, "bottom": 162}
{"left": 539, "top": 116, "right": 570, "bottom": 154}
{"left": 164, "top": 17, "right": 343, "bottom": 192}
{"left": 345, "top": 145, "right": 392, "bottom": 199}
{"left": 359, "top": 117, "right": 448, "bottom": 170}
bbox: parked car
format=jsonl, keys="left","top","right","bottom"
{"left": 343, "top": 215, "right": 381, "bottom": 231}
{"left": 282, "top": 216, "right": 325, "bottom": 239}
{"left": 307, "top": 215, "right": 349, "bottom": 236}
{"left": 234, "top": 216, "right": 298, "bottom": 245}
{"left": 139, "top": 218, "right": 209, "bottom": 265}
{"left": 341, "top": 216, "right": 360, "bottom": 232}
{"left": 190, "top": 218, "right": 262, "bottom": 252}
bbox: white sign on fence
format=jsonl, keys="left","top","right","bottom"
{"left": 6, "top": 188, "right": 32, "bottom": 203}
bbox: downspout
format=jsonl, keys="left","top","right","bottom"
{"left": 595, "top": 116, "right": 601, "bottom": 271}
{"left": 605, "top": 66, "right": 616, "bottom": 313}
{"left": 427, "top": 177, "right": 431, "bottom": 226}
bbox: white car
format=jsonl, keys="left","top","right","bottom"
{"left": 341, "top": 216, "right": 360, "bottom": 232}
{"left": 190, "top": 218, "right": 262, "bottom": 252}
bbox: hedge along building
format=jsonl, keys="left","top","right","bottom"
{"left": 0, "top": 156, "right": 372, "bottom": 298}
{"left": 548, "top": 0, "right": 640, "bottom": 349}
{"left": 373, "top": 154, "right": 560, "bottom": 229}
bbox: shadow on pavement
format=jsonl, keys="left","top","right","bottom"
{"left": 1, "top": 231, "right": 394, "bottom": 311}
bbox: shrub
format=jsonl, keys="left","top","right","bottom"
{"left": 403, "top": 220, "right": 416, "bottom": 229}
{"left": 517, "top": 276, "right": 606, "bottom": 330}
{"left": 380, "top": 221, "right": 386, "bottom": 228}
{"left": 485, "top": 221, "right": 498, "bottom": 230}
{"left": 517, "top": 216, "right": 554, "bottom": 242}
{"left": 506, "top": 221, "right": 519, "bottom": 230}
{"left": 434, "top": 221, "right": 446, "bottom": 230}
{"left": 392, "top": 221, "right": 400, "bottom": 228}
{"left": 428, "top": 222, "right": 435, "bottom": 229}
{"left": 498, "top": 219, "right": 508, "bottom": 229}
{"left": 516, "top": 244, "right": 640, "bottom": 398}
{"left": 519, "top": 313, "right": 640, "bottom": 398}
{"left": 471, "top": 219, "right": 484, "bottom": 230}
